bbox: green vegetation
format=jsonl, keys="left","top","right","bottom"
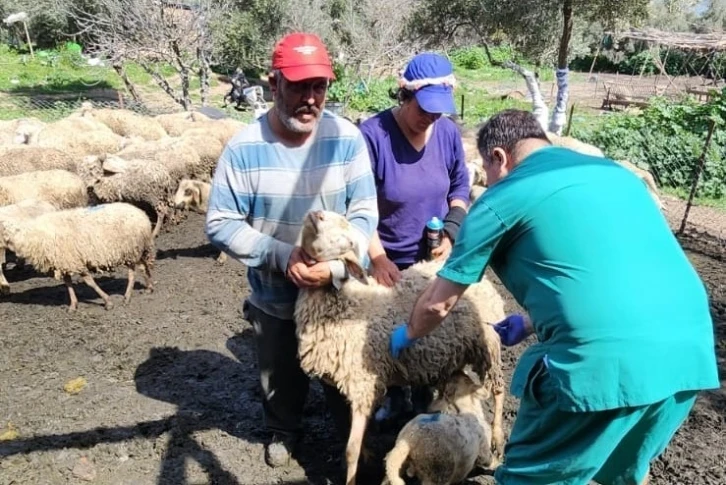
{"left": 573, "top": 89, "right": 726, "bottom": 199}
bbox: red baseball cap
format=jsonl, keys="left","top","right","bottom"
{"left": 271, "top": 32, "right": 336, "bottom": 82}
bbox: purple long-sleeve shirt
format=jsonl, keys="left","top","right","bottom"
{"left": 359, "top": 109, "right": 471, "bottom": 266}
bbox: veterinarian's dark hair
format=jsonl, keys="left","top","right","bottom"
{"left": 476, "top": 109, "right": 550, "bottom": 164}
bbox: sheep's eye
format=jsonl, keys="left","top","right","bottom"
{"left": 184, "top": 189, "right": 192, "bottom": 196}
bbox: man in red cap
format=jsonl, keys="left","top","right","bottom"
{"left": 206, "top": 32, "right": 379, "bottom": 469}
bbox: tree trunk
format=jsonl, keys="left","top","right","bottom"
{"left": 171, "top": 40, "right": 192, "bottom": 111}
{"left": 198, "top": 46, "right": 211, "bottom": 107}
{"left": 112, "top": 62, "right": 141, "bottom": 103}
{"left": 482, "top": 43, "right": 549, "bottom": 130}
{"left": 549, "top": 0, "right": 573, "bottom": 135}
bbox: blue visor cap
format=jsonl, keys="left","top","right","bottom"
{"left": 402, "top": 52, "right": 457, "bottom": 114}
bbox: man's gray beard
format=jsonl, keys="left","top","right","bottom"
{"left": 275, "top": 106, "right": 318, "bottom": 134}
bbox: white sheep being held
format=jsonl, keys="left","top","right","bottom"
{"left": 384, "top": 368, "right": 496, "bottom": 485}
{"left": 294, "top": 209, "right": 506, "bottom": 485}
{"left": 1, "top": 203, "right": 155, "bottom": 311}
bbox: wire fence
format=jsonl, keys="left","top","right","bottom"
{"left": 1, "top": 85, "right": 724, "bottom": 255}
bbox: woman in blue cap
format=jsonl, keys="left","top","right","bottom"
{"left": 358, "top": 51, "right": 471, "bottom": 424}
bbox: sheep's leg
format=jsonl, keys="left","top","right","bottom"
{"left": 344, "top": 410, "right": 369, "bottom": 485}
{"left": 0, "top": 249, "right": 9, "bottom": 295}
{"left": 139, "top": 263, "right": 154, "bottom": 293}
{"left": 152, "top": 212, "right": 165, "bottom": 238}
{"left": 491, "top": 387, "right": 505, "bottom": 458}
{"left": 64, "top": 274, "right": 78, "bottom": 312}
{"left": 123, "top": 266, "right": 135, "bottom": 304}
{"left": 80, "top": 272, "right": 113, "bottom": 310}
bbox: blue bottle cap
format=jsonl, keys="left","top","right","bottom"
{"left": 426, "top": 216, "right": 444, "bottom": 230}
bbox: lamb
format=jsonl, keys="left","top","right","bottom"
{"left": 384, "top": 367, "right": 496, "bottom": 485}
{"left": 87, "top": 155, "right": 175, "bottom": 238}
{"left": 294, "top": 209, "right": 506, "bottom": 485}
{"left": 0, "top": 169, "right": 89, "bottom": 209}
{"left": 173, "top": 179, "right": 227, "bottom": 263}
{"left": 0, "top": 146, "right": 78, "bottom": 176}
{"left": 0, "top": 199, "right": 58, "bottom": 295}
{"left": 1, "top": 202, "right": 155, "bottom": 311}
{"left": 546, "top": 132, "right": 664, "bottom": 210}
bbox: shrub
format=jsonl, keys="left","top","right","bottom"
{"left": 572, "top": 89, "right": 726, "bottom": 198}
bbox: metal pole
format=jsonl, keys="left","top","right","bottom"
{"left": 678, "top": 119, "right": 717, "bottom": 235}
{"left": 460, "top": 94, "right": 465, "bottom": 121}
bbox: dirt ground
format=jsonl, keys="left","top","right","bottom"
{"left": 0, "top": 193, "right": 725, "bottom": 485}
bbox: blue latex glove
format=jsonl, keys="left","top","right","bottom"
{"left": 390, "top": 323, "right": 417, "bottom": 359}
{"left": 493, "top": 314, "right": 530, "bottom": 346}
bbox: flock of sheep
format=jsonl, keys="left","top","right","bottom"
{"left": 0, "top": 104, "right": 666, "bottom": 485}
{"left": 0, "top": 102, "right": 245, "bottom": 310}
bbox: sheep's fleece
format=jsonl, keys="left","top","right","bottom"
{"left": 2, "top": 202, "right": 154, "bottom": 277}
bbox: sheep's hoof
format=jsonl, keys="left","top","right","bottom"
{"left": 0, "top": 285, "right": 9, "bottom": 296}
{"left": 104, "top": 301, "right": 114, "bottom": 311}
{"left": 67, "top": 305, "right": 77, "bottom": 313}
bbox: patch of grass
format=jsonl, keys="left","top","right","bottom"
{"left": 661, "top": 187, "right": 726, "bottom": 211}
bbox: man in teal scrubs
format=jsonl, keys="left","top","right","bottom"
{"left": 389, "top": 109, "right": 721, "bottom": 484}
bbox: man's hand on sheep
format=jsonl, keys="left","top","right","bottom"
{"left": 286, "top": 246, "right": 332, "bottom": 288}
{"left": 492, "top": 314, "right": 534, "bottom": 346}
{"left": 390, "top": 323, "right": 418, "bottom": 359}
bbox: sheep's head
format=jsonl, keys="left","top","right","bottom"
{"left": 300, "top": 210, "right": 367, "bottom": 284}
{"left": 174, "top": 179, "right": 206, "bottom": 212}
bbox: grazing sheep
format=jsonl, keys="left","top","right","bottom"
{"left": 0, "top": 117, "right": 46, "bottom": 145}
{"left": 175, "top": 134, "right": 225, "bottom": 179}
{"left": 31, "top": 115, "right": 127, "bottom": 157}
{"left": 0, "top": 169, "right": 88, "bottom": 209}
{"left": 154, "top": 111, "right": 211, "bottom": 136}
{"left": 115, "top": 137, "right": 206, "bottom": 182}
{"left": 294, "top": 209, "right": 506, "bottom": 485}
{"left": 384, "top": 368, "right": 496, "bottom": 485}
{"left": 173, "top": 179, "right": 227, "bottom": 263}
{"left": 0, "top": 146, "right": 78, "bottom": 176}
{"left": 78, "top": 105, "right": 168, "bottom": 141}
{"left": 88, "top": 155, "right": 175, "bottom": 238}
{"left": 179, "top": 118, "right": 246, "bottom": 147}
{"left": 0, "top": 199, "right": 58, "bottom": 295}
{"left": 1, "top": 202, "right": 155, "bottom": 311}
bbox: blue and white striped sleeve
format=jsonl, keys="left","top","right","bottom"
{"left": 205, "top": 144, "right": 294, "bottom": 273}
{"left": 344, "top": 131, "right": 379, "bottom": 261}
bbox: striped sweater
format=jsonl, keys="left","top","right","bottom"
{"left": 205, "top": 110, "right": 379, "bottom": 320}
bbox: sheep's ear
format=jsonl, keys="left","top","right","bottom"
{"left": 341, "top": 250, "right": 368, "bottom": 285}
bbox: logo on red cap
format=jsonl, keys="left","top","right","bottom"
{"left": 272, "top": 32, "right": 335, "bottom": 82}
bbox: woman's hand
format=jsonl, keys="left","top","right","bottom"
{"left": 430, "top": 234, "right": 453, "bottom": 261}
{"left": 370, "top": 254, "right": 402, "bottom": 287}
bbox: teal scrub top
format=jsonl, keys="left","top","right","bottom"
{"left": 438, "top": 145, "right": 721, "bottom": 412}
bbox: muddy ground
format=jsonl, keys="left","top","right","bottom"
{"left": 0, "top": 195, "right": 724, "bottom": 485}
